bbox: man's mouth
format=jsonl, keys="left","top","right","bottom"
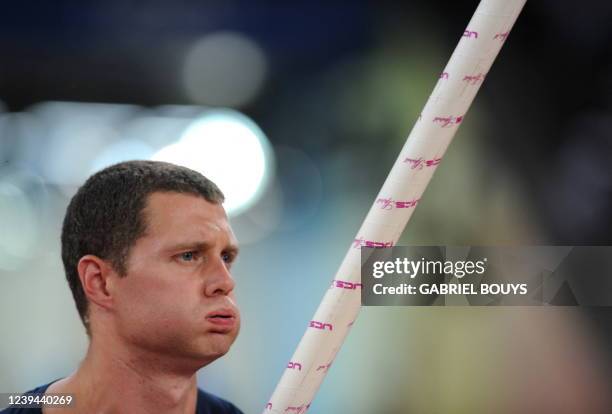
{"left": 205, "top": 309, "right": 237, "bottom": 330}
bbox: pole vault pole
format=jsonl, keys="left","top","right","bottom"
{"left": 264, "top": 1, "right": 527, "bottom": 412}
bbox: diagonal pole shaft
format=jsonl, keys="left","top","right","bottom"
{"left": 263, "top": 1, "right": 527, "bottom": 412}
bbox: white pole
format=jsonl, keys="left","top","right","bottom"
{"left": 263, "top": 1, "right": 527, "bottom": 412}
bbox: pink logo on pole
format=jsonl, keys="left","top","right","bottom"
{"left": 265, "top": 403, "right": 273, "bottom": 410}
{"left": 310, "top": 320, "right": 333, "bottom": 331}
{"left": 432, "top": 115, "right": 463, "bottom": 127}
{"left": 316, "top": 361, "right": 333, "bottom": 373}
{"left": 463, "top": 30, "right": 478, "bottom": 39}
{"left": 396, "top": 199, "right": 421, "bottom": 208}
{"left": 287, "top": 361, "right": 302, "bottom": 370}
{"left": 331, "top": 279, "right": 363, "bottom": 290}
{"left": 440, "top": 72, "right": 449, "bottom": 79}
{"left": 376, "top": 197, "right": 420, "bottom": 210}
{"left": 403, "top": 157, "right": 442, "bottom": 170}
{"left": 462, "top": 72, "right": 485, "bottom": 85}
{"left": 284, "top": 403, "right": 311, "bottom": 413}
{"left": 353, "top": 237, "right": 394, "bottom": 249}
{"left": 376, "top": 197, "right": 394, "bottom": 210}
{"left": 494, "top": 31, "right": 509, "bottom": 41}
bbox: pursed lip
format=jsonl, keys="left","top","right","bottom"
{"left": 205, "top": 308, "right": 238, "bottom": 331}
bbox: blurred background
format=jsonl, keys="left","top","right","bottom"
{"left": 1, "top": 1, "right": 611, "bottom": 413}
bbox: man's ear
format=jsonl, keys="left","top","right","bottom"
{"left": 77, "top": 255, "right": 116, "bottom": 311}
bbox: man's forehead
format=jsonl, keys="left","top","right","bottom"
{"left": 143, "top": 191, "right": 234, "bottom": 235}
{"left": 146, "top": 191, "right": 224, "bottom": 213}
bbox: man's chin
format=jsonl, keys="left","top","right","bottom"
{"left": 154, "top": 329, "right": 238, "bottom": 368}
{"left": 168, "top": 348, "right": 228, "bottom": 371}
{"left": 191, "top": 333, "right": 236, "bottom": 361}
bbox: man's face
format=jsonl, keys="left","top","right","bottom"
{"left": 111, "top": 191, "right": 240, "bottom": 367}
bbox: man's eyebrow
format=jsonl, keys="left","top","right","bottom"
{"left": 166, "top": 241, "right": 212, "bottom": 253}
{"left": 165, "top": 241, "right": 240, "bottom": 255}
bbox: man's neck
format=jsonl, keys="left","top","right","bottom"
{"left": 45, "top": 339, "right": 200, "bottom": 414}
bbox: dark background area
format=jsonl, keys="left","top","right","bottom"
{"left": 1, "top": 1, "right": 611, "bottom": 241}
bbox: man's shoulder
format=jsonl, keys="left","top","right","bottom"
{"left": 0, "top": 383, "right": 50, "bottom": 414}
{"left": 196, "top": 388, "right": 244, "bottom": 414}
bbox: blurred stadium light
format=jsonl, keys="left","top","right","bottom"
{"left": 153, "top": 109, "right": 273, "bottom": 216}
{"left": 182, "top": 31, "right": 268, "bottom": 108}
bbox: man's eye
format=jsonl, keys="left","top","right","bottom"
{"left": 180, "top": 251, "right": 199, "bottom": 262}
{"left": 222, "top": 253, "right": 234, "bottom": 264}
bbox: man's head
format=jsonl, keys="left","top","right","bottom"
{"left": 61, "top": 160, "right": 240, "bottom": 365}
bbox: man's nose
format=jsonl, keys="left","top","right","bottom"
{"left": 204, "top": 257, "right": 236, "bottom": 297}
